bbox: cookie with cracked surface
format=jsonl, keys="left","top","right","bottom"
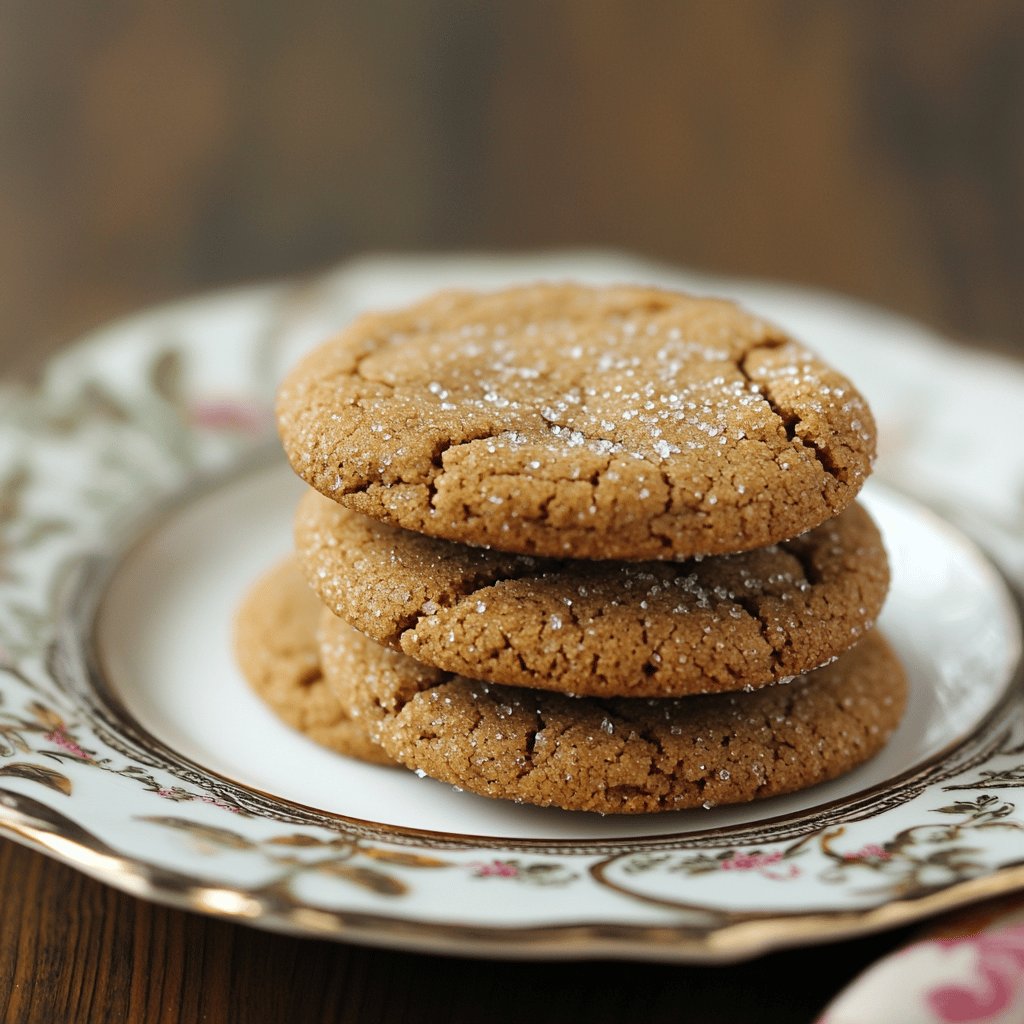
{"left": 295, "top": 490, "right": 889, "bottom": 698}
{"left": 319, "top": 615, "right": 906, "bottom": 814}
{"left": 277, "top": 284, "right": 876, "bottom": 560}
{"left": 233, "top": 559, "right": 390, "bottom": 765}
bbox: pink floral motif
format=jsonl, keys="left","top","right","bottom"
{"left": 721, "top": 850, "right": 782, "bottom": 871}
{"left": 189, "top": 399, "right": 270, "bottom": 435}
{"left": 44, "top": 727, "right": 91, "bottom": 761}
{"left": 720, "top": 850, "right": 800, "bottom": 880}
{"left": 843, "top": 843, "right": 892, "bottom": 862}
{"left": 471, "top": 859, "right": 519, "bottom": 879}
{"left": 927, "top": 925, "right": 1024, "bottom": 1022}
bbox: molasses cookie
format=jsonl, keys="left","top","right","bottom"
{"left": 277, "top": 284, "right": 876, "bottom": 560}
{"left": 296, "top": 490, "right": 889, "bottom": 697}
{"left": 233, "top": 559, "right": 390, "bottom": 765}
{"left": 318, "top": 615, "right": 907, "bottom": 814}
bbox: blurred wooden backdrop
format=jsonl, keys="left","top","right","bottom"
{"left": 2, "top": 1, "right": 1022, "bottom": 379}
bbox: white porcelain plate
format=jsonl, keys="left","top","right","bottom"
{"left": 1, "top": 253, "right": 1022, "bottom": 962}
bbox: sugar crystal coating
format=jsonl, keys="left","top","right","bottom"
{"left": 318, "top": 617, "right": 906, "bottom": 815}
{"left": 295, "top": 492, "right": 889, "bottom": 697}
{"left": 276, "top": 284, "right": 876, "bottom": 560}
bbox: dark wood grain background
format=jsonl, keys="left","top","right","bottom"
{"left": 2, "top": 0, "right": 1023, "bottom": 382}
{"left": 2, "top": 3, "right": 1023, "bottom": 1022}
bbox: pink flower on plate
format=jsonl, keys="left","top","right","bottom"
{"left": 721, "top": 850, "right": 781, "bottom": 871}
{"left": 189, "top": 399, "right": 271, "bottom": 435}
{"left": 44, "top": 727, "right": 90, "bottom": 760}
{"left": 720, "top": 850, "right": 800, "bottom": 880}
{"left": 471, "top": 860, "right": 519, "bottom": 879}
{"left": 843, "top": 843, "right": 892, "bottom": 862}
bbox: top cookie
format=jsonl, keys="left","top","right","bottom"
{"left": 277, "top": 284, "right": 876, "bottom": 560}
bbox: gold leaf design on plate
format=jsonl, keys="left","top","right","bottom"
{"left": 312, "top": 860, "right": 408, "bottom": 897}
{"left": 0, "top": 725, "right": 30, "bottom": 757}
{"left": 27, "top": 702, "right": 66, "bottom": 731}
{"left": 78, "top": 381, "right": 132, "bottom": 424}
{"left": 150, "top": 349, "right": 185, "bottom": 408}
{"left": 0, "top": 465, "right": 29, "bottom": 523}
{"left": 138, "top": 815, "right": 256, "bottom": 851}
{"left": 0, "top": 762, "right": 72, "bottom": 796}
{"left": 359, "top": 847, "right": 451, "bottom": 869}
{"left": 265, "top": 833, "right": 337, "bottom": 848}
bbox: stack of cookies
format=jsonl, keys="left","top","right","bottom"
{"left": 236, "top": 284, "right": 907, "bottom": 814}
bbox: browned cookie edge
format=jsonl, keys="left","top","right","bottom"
{"left": 234, "top": 559, "right": 391, "bottom": 765}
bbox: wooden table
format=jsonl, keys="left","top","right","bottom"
{"left": 1, "top": 835, "right": 915, "bottom": 1024}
